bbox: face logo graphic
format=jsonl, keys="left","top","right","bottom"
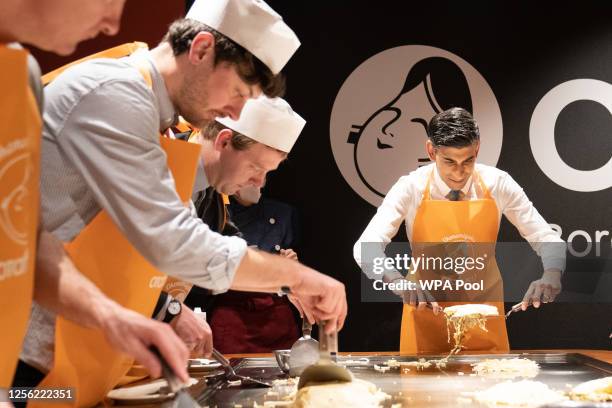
{"left": 0, "top": 153, "right": 33, "bottom": 245}
{"left": 331, "top": 46, "right": 503, "bottom": 206}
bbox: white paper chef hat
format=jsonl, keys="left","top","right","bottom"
{"left": 216, "top": 96, "right": 306, "bottom": 153}
{"left": 186, "top": 0, "right": 300, "bottom": 74}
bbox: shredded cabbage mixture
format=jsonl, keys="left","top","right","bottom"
{"left": 569, "top": 376, "right": 612, "bottom": 402}
{"left": 443, "top": 304, "right": 498, "bottom": 357}
{"left": 471, "top": 380, "right": 566, "bottom": 406}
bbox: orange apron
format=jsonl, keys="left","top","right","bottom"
{"left": 31, "top": 61, "right": 201, "bottom": 407}
{"left": 0, "top": 45, "right": 41, "bottom": 387}
{"left": 163, "top": 130, "right": 230, "bottom": 303}
{"left": 162, "top": 130, "right": 202, "bottom": 303}
{"left": 40, "top": 42, "right": 148, "bottom": 85}
{"left": 399, "top": 171, "right": 509, "bottom": 354}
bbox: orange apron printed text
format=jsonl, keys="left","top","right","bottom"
{"left": 0, "top": 44, "right": 41, "bottom": 388}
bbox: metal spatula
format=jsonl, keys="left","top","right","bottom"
{"left": 297, "top": 321, "right": 353, "bottom": 389}
{"left": 289, "top": 319, "right": 320, "bottom": 376}
{"left": 150, "top": 347, "right": 199, "bottom": 408}
{"left": 212, "top": 348, "right": 271, "bottom": 387}
{"left": 505, "top": 300, "right": 534, "bottom": 319}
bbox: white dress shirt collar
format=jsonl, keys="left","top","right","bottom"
{"left": 432, "top": 164, "right": 473, "bottom": 198}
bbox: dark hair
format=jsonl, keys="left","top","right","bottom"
{"left": 164, "top": 18, "right": 286, "bottom": 97}
{"left": 396, "top": 57, "right": 472, "bottom": 114}
{"left": 427, "top": 107, "right": 480, "bottom": 147}
{"left": 199, "top": 121, "right": 257, "bottom": 151}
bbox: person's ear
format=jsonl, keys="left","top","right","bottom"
{"left": 214, "top": 129, "right": 233, "bottom": 152}
{"left": 426, "top": 140, "right": 436, "bottom": 161}
{"left": 187, "top": 32, "right": 216, "bottom": 66}
{"left": 474, "top": 140, "right": 480, "bottom": 157}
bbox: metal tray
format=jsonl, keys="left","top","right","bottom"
{"left": 195, "top": 353, "right": 611, "bottom": 407}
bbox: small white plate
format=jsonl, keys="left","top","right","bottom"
{"left": 188, "top": 358, "right": 222, "bottom": 372}
{"left": 107, "top": 378, "right": 198, "bottom": 404}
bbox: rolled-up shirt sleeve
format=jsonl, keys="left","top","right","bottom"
{"left": 51, "top": 79, "right": 245, "bottom": 293}
{"left": 354, "top": 176, "right": 414, "bottom": 280}
{"left": 497, "top": 172, "right": 566, "bottom": 272}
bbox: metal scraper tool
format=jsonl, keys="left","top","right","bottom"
{"left": 297, "top": 321, "right": 353, "bottom": 389}
{"left": 150, "top": 347, "right": 199, "bottom": 408}
{"left": 212, "top": 348, "right": 271, "bottom": 387}
{"left": 288, "top": 319, "right": 319, "bottom": 376}
{"left": 505, "top": 300, "right": 534, "bottom": 319}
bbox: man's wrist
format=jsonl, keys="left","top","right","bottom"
{"left": 276, "top": 285, "right": 292, "bottom": 297}
{"left": 91, "top": 295, "right": 123, "bottom": 331}
{"left": 278, "top": 256, "right": 307, "bottom": 295}
{"left": 542, "top": 269, "right": 562, "bottom": 285}
{"left": 162, "top": 298, "right": 182, "bottom": 323}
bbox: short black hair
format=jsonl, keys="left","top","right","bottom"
{"left": 163, "top": 18, "right": 285, "bottom": 98}
{"left": 427, "top": 107, "right": 479, "bottom": 147}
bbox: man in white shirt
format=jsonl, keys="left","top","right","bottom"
{"left": 354, "top": 107, "right": 564, "bottom": 353}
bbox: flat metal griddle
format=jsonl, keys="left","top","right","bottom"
{"left": 195, "top": 353, "right": 611, "bottom": 407}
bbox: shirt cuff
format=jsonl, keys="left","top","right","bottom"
{"left": 542, "top": 256, "right": 566, "bottom": 273}
{"left": 540, "top": 242, "right": 567, "bottom": 273}
{"left": 356, "top": 241, "right": 391, "bottom": 280}
{"left": 203, "top": 236, "right": 247, "bottom": 294}
{"left": 188, "top": 200, "right": 198, "bottom": 217}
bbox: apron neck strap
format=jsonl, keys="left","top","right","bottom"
{"left": 423, "top": 171, "right": 434, "bottom": 201}
{"left": 130, "top": 59, "right": 169, "bottom": 141}
{"left": 474, "top": 171, "right": 492, "bottom": 199}
{"left": 130, "top": 59, "right": 153, "bottom": 89}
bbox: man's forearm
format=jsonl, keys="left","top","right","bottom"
{"left": 233, "top": 249, "right": 348, "bottom": 333}
{"left": 230, "top": 248, "right": 305, "bottom": 293}
{"left": 34, "top": 230, "right": 122, "bottom": 329}
{"left": 35, "top": 231, "right": 192, "bottom": 382}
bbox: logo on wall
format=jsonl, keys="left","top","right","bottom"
{"left": 530, "top": 78, "right": 612, "bottom": 192}
{"left": 330, "top": 45, "right": 503, "bottom": 207}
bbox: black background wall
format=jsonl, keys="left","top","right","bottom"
{"left": 259, "top": 2, "right": 612, "bottom": 351}
{"left": 34, "top": 2, "right": 611, "bottom": 350}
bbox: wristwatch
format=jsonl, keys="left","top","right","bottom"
{"left": 276, "top": 285, "right": 292, "bottom": 297}
{"left": 163, "top": 299, "right": 182, "bottom": 323}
